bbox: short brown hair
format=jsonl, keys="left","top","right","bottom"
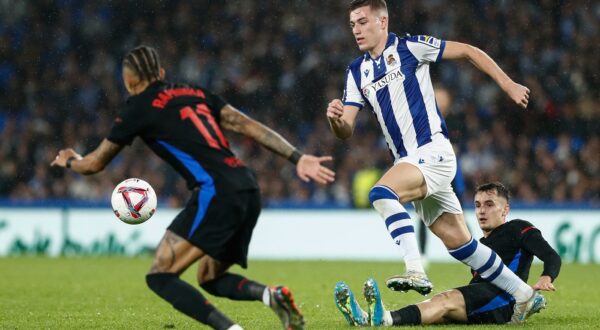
{"left": 349, "top": 0, "right": 388, "bottom": 14}
{"left": 476, "top": 182, "right": 511, "bottom": 203}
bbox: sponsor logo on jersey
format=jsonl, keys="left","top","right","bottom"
{"left": 364, "top": 69, "right": 370, "bottom": 77}
{"left": 417, "top": 35, "right": 441, "bottom": 48}
{"left": 362, "top": 67, "right": 405, "bottom": 97}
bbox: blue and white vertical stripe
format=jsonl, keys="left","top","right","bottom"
{"left": 342, "top": 33, "right": 448, "bottom": 160}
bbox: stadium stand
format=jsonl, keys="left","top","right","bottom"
{"left": 0, "top": 1, "right": 598, "bottom": 207}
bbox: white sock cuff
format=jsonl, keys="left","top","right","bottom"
{"left": 262, "top": 287, "right": 270, "bottom": 306}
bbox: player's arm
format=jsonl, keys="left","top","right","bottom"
{"left": 520, "top": 227, "right": 562, "bottom": 291}
{"left": 326, "top": 100, "right": 360, "bottom": 139}
{"left": 219, "top": 105, "right": 335, "bottom": 184}
{"left": 442, "top": 41, "right": 530, "bottom": 109}
{"left": 50, "top": 139, "right": 123, "bottom": 175}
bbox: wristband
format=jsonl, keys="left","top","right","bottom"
{"left": 288, "top": 150, "right": 302, "bottom": 165}
{"left": 66, "top": 156, "right": 77, "bottom": 169}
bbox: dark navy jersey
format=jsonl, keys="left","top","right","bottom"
{"left": 471, "top": 219, "right": 561, "bottom": 284}
{"left": 108, "top": 81, "right": 258, "bottom": 193}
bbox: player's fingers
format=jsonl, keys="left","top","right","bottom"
{"left": 320, "top": 166, "right": 335, "bottom": 177}
{"left": 318, "top": 156, "right": 333, "bottom": 162}
{"left": 327, "top": 108, "right": 342, "bottom": 117}
{"left": 299, "top": 172, "right": 310, "bottom": 183}
{"left": 318, "top": 170, "right": 335, "bottom": 182}
{"left": 520, "top": 100, "right": 527, "bottom": 109}
{"left": 311, "top": 173, "right": 326, "bottom": 184}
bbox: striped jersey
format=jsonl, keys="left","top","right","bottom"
{"left": 343, "top": 33, "right": 449, "bottom": 160}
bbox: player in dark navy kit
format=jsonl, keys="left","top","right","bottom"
{"left": 335, "top": 182, "right": 560, "bottom": 326}
{"left": 51, "top": 46, "right": 335, "bottom": 330}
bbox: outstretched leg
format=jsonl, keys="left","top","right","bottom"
{"left": 363, "top": 278, "right": 468, "bottom": 326}
{"left": 145, "top": 230, "right": 237, "bottom": 330}
{"left": 429, "top": 213, "right": 537, "bottom": 323}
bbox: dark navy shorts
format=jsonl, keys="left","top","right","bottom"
{"left": 168, "top": 188, "right": 261, "bottom": 268}
{"left": 457, "top": 282, "right": 515, "bottom": 324}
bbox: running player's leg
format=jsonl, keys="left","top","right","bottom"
{"left": 429, "top": 212, "right": 536, "bottom": 321}
{"left": 368, "top": 162, "right": 429, "bottom": 294}
{"left": 197, "top": 189, "right": 303, "bottom": 330}
{"left": 198, "top": 256, "right": 266, "bottom": 302}
{"left": 146, "top": 230, "right": 237, "bottom": 330}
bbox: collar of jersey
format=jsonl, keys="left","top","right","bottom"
{"left": 364, "top": 32, "right": 397, "bottom": 61}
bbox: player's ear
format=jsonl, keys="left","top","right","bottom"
{"left": 502, "top": 202, "right": 510, "bottom": 217}
{"left": 379, "top": 15, "right": 388, "bottom": 30}
{"left": 159, "top": 67, "right": 166, "bottom": 80}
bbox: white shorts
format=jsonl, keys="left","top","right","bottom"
{"left": 395, "top": 137, "right": 463, "bottom": 226}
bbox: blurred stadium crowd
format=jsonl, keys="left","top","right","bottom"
{"left": 0, "top": 1, "right": 598, "bottom": 207}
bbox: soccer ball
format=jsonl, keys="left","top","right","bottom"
{"left": 111, "top": 178, "right": 157, "bottom": 225}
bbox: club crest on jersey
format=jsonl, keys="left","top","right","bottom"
{"left": 386, "top": 54, "right": 397, "bottom": 66}
{"left": 417, "top": 35, "right": 441, "bottom": 48}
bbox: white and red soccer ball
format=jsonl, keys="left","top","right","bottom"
{"left": 111, "top": 178, "right": 157, "bottom": 224}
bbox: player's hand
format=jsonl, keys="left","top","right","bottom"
{"left": 296, "top": 155, "right": 335, "bottom": 184}
{"left": 326, "top": 99, "right": 344, "bottom": 120}
{"left": 504, "top": 81, "right": 530, "bottom": 109}
{"left": 532, "top": 275, "right": 555, "bottom": 291}
{"left": 50, "top": 148, "right": 82, "bottom": 167}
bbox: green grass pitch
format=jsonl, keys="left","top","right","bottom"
{"left": 1, "top": 258, "right": 598, "bottom": 329}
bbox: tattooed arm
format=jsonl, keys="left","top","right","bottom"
{"left": 51, "top": 139, "right": 123, "bottom": 175}
{"left": 219, "top": 105, "right": 335, "bottom": 184}
{"left": 220, "top": 105, "right": 298, "bottom": 159}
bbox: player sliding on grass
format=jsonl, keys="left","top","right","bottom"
{"left": 326, "top": 0, "right": 538, "bottom": 323}
{"left": 51, "top": 45, "right": 335, "bottom": 330}
{"left": 335, "top": 182, "right": 560, "bottom": 326}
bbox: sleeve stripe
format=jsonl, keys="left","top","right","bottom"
{"left": 435, "top": 40, "right": 446, "bottom": 63}
{"left": 520, "top": 226, "right": 536, "bottom": 235}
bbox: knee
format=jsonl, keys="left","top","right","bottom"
{"left": 146, "top": 272, "right": 177, "bottom": 294}
{"left": 197, "top": 274, "right": 215, "bottom": 286}
{"left": 197, "top": 267, "right": 222, "bottom": 286}
{"left": 368, "top": 185, "right": 399, "bottom": 205}
{"left": 433, "top": 290, "right": 462, "bottom": 313}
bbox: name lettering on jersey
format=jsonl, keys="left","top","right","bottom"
{"left": 417, "top": 35, "right": 441, "bottom": 49}
{"left": 152, "top": 88, "right": 206, "bottom": 109}
{"left": 362, "top": 67, "right": 405, "bottom": 98}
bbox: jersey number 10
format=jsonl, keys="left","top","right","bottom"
{"left": 180, "top": 104, "right": 230, "bottom": 150}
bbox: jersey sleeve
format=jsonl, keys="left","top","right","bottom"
{"left": 342, "top": 65, "right": 365, "bottom": 110}
{"left": 107, "top": 97, "right": 148, "bottom": 146}
{"left": 406, "top": 35, "right": 446, "bottom": 63}
{"left": 517, "top": 221, "right": 562, "bottom": 281}
{"left": 204, "top": 89, "right": 227, "bottom": 118}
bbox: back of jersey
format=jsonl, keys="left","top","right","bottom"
{"left": 108, "top": 81, "right": 258, "bottom": 193}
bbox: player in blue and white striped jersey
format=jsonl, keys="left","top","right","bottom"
{"left": 327, "top": 0, "right": 536, "bottom": 324}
